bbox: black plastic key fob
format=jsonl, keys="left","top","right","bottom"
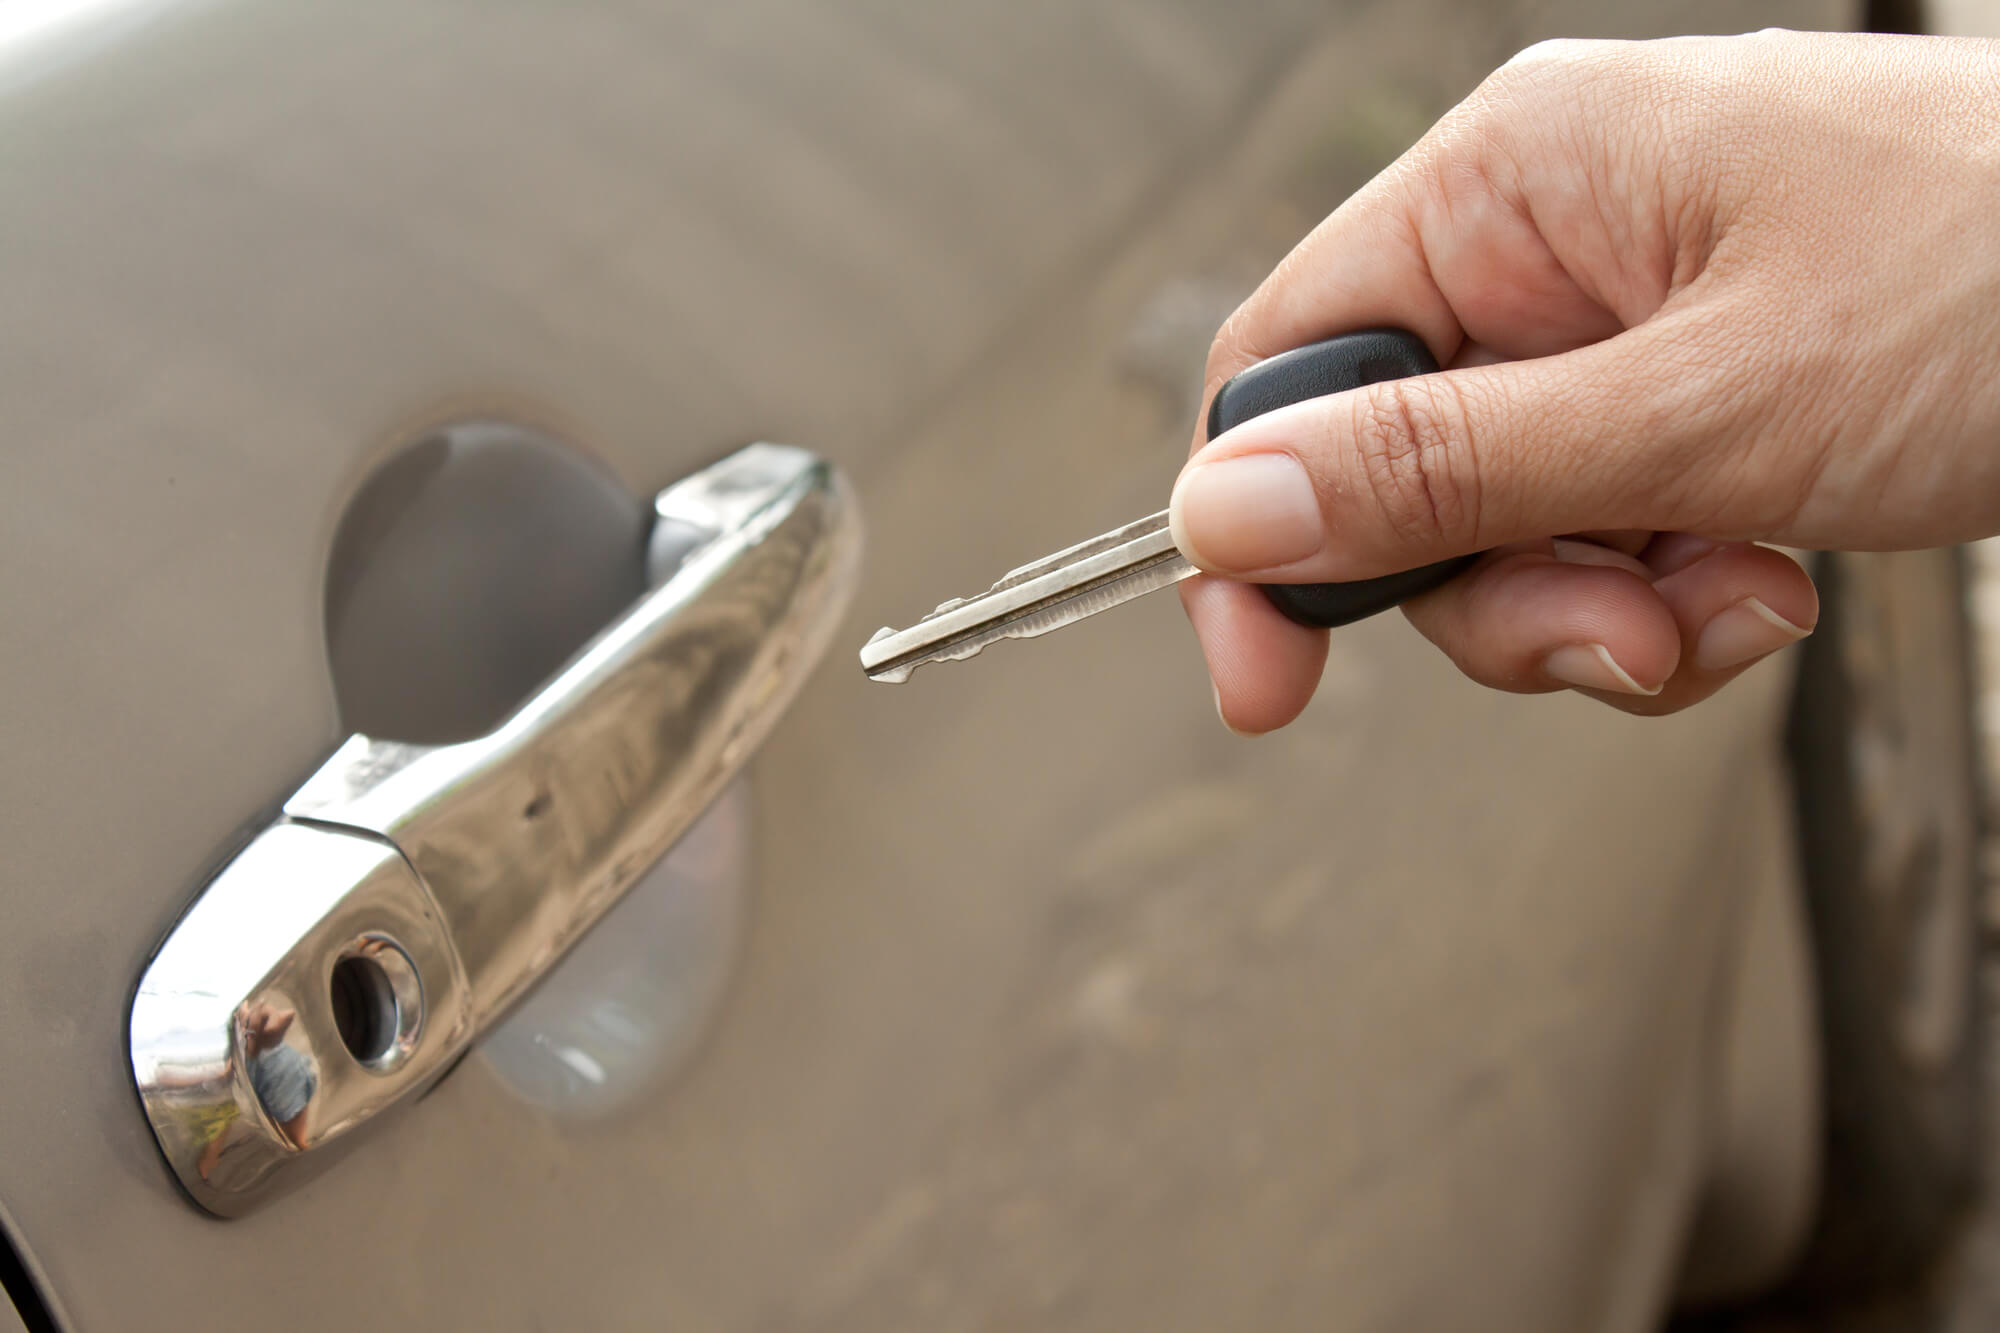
{"left": 1206, "top": 328, "right": 1478, "bottom": 628}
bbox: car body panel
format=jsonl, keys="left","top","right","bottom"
{"left": 0, "top": 0, "right": 1845, "bottom": 1327}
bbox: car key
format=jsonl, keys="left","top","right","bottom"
{"left": 859, "top": 328, "right": 1479, "bottom": 683}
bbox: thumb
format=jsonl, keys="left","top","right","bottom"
{"left": 1168, "top": 321, "right": 1744, "bottom": 583}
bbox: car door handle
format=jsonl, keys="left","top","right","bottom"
{"left": 129, "top": 443, "right": 861, "bottom": 1217}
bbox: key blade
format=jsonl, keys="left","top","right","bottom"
{"left": 865, "top": 554, "right": 1195, "bottom": 683}
{"left": 860, "top": 511, "right": 1193, "bottom": 682}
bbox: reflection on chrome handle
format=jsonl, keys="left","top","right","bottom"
{"left": 129, "top": 443, "right": 861, "bottom": 1217}
{"left": 286, "top": 443, "right": 858, "bottom": 1028}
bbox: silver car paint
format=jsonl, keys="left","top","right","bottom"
{"left": 0, "top": 0, "right": 1843, "bottom": 1327}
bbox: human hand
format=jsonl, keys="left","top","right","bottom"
{"left": 1172, "top": 30, "right": 2000, "bottom": 731}
{"left": 241, "top": 1002, "right": 295, "bottom": 1055}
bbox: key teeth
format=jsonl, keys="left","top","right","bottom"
{"left": 864, "top": 632, "right": 996, "bottom": 685}
{"left": 864, "top": 512, "right": 1185, "bottom": 683}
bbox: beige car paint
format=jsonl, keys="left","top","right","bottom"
{"left": 0, "top": 0, "right": 1846, "bottom": 1328}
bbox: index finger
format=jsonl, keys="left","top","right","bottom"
{"left": 1196, "top": 65, "right": 1633, "bottom": 449}
{"left": 1198, "top": 191, "right": 1463, "bottom": 434}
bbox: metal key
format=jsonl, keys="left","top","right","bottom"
{"left": 861, "top": 509, "right": 1193, "bottom": 683}
{"left": 859, "top": 329, "right": 1481, "bottom": 683}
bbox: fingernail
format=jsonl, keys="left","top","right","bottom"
{"left": 1542, "top": 643, "right": 1662, "bottom": 696}
{"left": 1644, "top": 534, "right": 1726, "bottom": 577}
{"left": 1695, "top": 597, "right": 1812, "bottom": 671}
{"left": 1170, "top": 454, "right": 1323, "bottom": 573}
{"left": 1214, "top": 683, "right": 1254, "bottom": 737}
{"left": 1550, "top": 538, "right": 1652, "bottom": 578}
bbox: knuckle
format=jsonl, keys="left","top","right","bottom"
{"left": 1501, "top": 37, "right": 1597, "bottom": 74}
{"left": 1348, "top": 377, "right": 1484, "bottom": 549}
{"left": 1486, "top": 37, "right": 1617, "bottom": 99}
{"left": 1480, "top": 36, "right": 1658, "bottom": 131}
{"left": 1447, "top": 40, "right": 1635, "bottom": 195}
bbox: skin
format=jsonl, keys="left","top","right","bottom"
{"left": 1171, "top": 30, "right": 2000, "bottom": 733}
{"left": 243, "top": 1003, "right": 310, "bottom": 1150}
{"left": 194, "top": 1003, "right": 311, "bottom": 1178}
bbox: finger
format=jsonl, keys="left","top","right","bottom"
{"left": 1179, "top": 574, "right": 1328, "bottom": 735}
{"left": 1197, "top": 75, "right": 1630, "bottom": 423}
{"left": 1447, "top": 340, "right": 1509, "bottom": 371}
{"left": 1571, "top": 529, "right": 1654, "bottom": 557}
{"left": 1400, "top": 542, "right": 1681, "bottom": 697}
{"left": 1171, "top": 310, "right": 1761, "bottom": 584}
{"left": 1640, "top": 531, "right": 1728, "bottom": 576}
{"left": 1402, "top": 537, "right": 1819, "bottom": 716}
{"left": 1618, "top": 541, "right": 1817, "bottom": 714}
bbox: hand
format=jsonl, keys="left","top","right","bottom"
{"left": 1172, "top": 30, "right": 2000, "bottom": 731}
{"left": 242, "top": 1002, "right": 295, "bottom": 1054}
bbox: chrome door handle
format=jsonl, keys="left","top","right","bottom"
{"left": 129, "top": 443, "right": 860, "bottom": 1217}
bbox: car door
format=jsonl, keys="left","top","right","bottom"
{"left": 0, "top": 0, "right": 1847, "bottom": 1329}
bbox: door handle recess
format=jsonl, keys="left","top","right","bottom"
{"left": 129, "top": 443, "right": 861, "bottom": 1217}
